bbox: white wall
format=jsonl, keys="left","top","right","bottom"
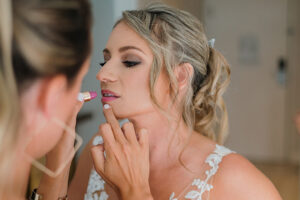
{"left": 113, "top": 0, "right": 137, "bottom": 20}
{"left": 203, "top": 0, "right": 288, "bottom": 161}
{"left": 286, "top": 0, "right": 300, "bottom": 162}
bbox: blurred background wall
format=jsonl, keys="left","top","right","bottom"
{"left": 286, "top": 0, "right": 300, "bottom": 163}
{"left": 138, "top": 0, "right": 299, "bottom": 164}
{"left": 76, "top": 0, "right": 300, "bottom": 199}
{"left": 203, "top": 0, "right": 288, "bottom": 163}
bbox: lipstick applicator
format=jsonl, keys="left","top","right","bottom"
{"left": 77, "top": 91, "right": 98, "bottom": 102}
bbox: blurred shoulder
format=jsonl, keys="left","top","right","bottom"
{"left": 210, "top": 152, "right": 282, "bottom": 200}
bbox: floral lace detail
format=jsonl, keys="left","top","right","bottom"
{"left": 84, "top": 169, "right": 109, "bottom": 200}
{"left": 84, "top": 136, "right": 108, "bottom": 200}
{"left": 169, "top": 145, "right": 235, "bottom": 200}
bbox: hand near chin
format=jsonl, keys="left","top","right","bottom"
{"left": 90, "top": 104, "right": 153, "bottom": 200}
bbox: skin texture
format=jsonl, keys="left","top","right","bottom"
{"left": 8, "top": 58, "right": 90, "bottom": 199}
{"left": 69, "top": 22, "right": 282, "bottom": 200}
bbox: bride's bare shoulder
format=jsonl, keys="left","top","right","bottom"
{"left": 210, "top": 153, "right": 282, "bottom": 200}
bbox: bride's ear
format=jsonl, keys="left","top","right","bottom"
{"left": 174, "top": 63, "right": 194, "bottom": 91}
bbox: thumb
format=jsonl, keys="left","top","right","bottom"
{"left": 90, "top": 144, "right": 105, "bottom": 174}
{"left": 68, "top": 100, "right": 84, "bottom": 128}
{"left": 74, "top": 100, "right": 84, "bottom": 115}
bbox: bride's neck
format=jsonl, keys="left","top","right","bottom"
{"left": 129, "top": 111, "right": 192, "bottom": 171}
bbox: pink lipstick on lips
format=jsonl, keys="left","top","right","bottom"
{"left": 101, "top": 89, "right": 120, "bottom": 103}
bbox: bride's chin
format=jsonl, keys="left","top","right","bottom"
{"left": 113, "top": 110, "right": 140, "bottom": 120}
{"left": 111, "top": 105, "right": 156, "bottom": 120}
{"left": 113, "top": 111, "right": 131, "bottom": 120}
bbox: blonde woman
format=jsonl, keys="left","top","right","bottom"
{"left": 0, "top": 0, "right": 92, "bottom": 199}
{"left": 69, "top": 3, "right": 282, "bottom": 200}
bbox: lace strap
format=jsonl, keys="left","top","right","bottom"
{"left": 170, "top": 144, "right": 235, "bottom": 200}
{"left": 203, "top": 144, "right": 235, "bottom": 183}
{"left": 84, "top": 137, "right": 109, "bottom": 200}
{"left": 84, "top": 169, "right": 109, "bottom": 200}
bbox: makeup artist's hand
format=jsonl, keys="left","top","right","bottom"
{"left": 38, "top": 100, "right": 83, "bottom": 199}
{"left": 90, "top": 104, "right": 153, "bottom": 200}
{"left": 45, "top": 100, "right": 84, "bottom": 169}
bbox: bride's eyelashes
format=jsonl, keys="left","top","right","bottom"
{"left": 99, "top": 62, "right": 106, "bottom": 67}
{"left": 122, "top": 61, "right": 141, "bottom": 68}
{"left": 99, "top": 60, "right": 141, "bottom": 68}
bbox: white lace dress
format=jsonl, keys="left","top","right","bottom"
{"left": 84, "top": 136, "right": 235, "bottom": 200}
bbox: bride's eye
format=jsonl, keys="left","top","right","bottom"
{"left": 122, "top": 61, "right": 141, "bottom": 68}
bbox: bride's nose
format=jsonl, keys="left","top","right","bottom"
{"left": 96, "top": 63, "right": 117, "bottom": 83}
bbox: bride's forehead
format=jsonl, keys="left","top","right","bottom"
{"left": 110, "top": 23, "right": 141, "bottom": 41}
{"left": 106, "top": 23, "right": 152, "bottom": 55}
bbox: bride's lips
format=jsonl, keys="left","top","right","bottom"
{"left": 101, "top": 89, "right": 120, "bottom": 103}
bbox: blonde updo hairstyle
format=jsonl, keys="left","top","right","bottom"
{"left": 0, "top": 0, "right": 91, "bottom": 196}
{"left": 117, "top": 3, "right": 230, "bottom": 144}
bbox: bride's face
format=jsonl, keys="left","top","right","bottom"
{"left": 97, "top": 22, "right": 170, "bottom": 119}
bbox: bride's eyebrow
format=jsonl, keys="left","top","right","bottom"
{"left": 102, "top": 46, "right": 145, "bottom": 55}
{"left": 119, "top": 46, "right": 145, "bottom": 55}
{"left": 103, "top": 48, "right": 110, "bottom": 54}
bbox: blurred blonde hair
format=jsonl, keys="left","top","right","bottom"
{"left": 117, "top": 2, "right": 230, "bottom": 144}
{"left": 0, "top": 0, "right": 91, "bottom": 197}
{"left": 0, "top": 0, "right": 20, "bottom": 195}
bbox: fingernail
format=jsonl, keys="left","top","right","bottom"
{"left": 141, "top": 129, "right": 147, "bottom": 134}
{"left": 104, "top": 104, "right": 110, "bottom": 109}
{"left": 93, "top": 136, "right": 104, "bottom": 146}
{"left": 119, "top": 118, "right": 129, "bottom": 127}
{"left": 77, "top": 93, "right": 84, "bottom": 102}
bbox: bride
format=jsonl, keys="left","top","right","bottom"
{"left": 68, "top": 3, "right": 282, "bottom": 200}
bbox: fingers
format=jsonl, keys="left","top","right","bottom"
{"left": 90, "top": 145, "right": 120, "bottom": 193}
{"left": 99, "top": 123, "right": 116, "bottom": 150}
{"left": 121, "top": 122, "right": 139, "bottom": 145}
{"left": 75, "top": 100, "right": 84, "bottom": 113}
{"left": 90, "top": 144, "right": 105, "bottom": 173}
{"left": 68, "top": 100, "right": 84, "bottom": 129}
{"left": 73, "top": 100, "right": 84, "bottom": 120}
{"left": 137, "top": 128, "right": 149, "bottom": 148}
{"left": 103, "top": 104, "right": 127, "bottom": 144}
